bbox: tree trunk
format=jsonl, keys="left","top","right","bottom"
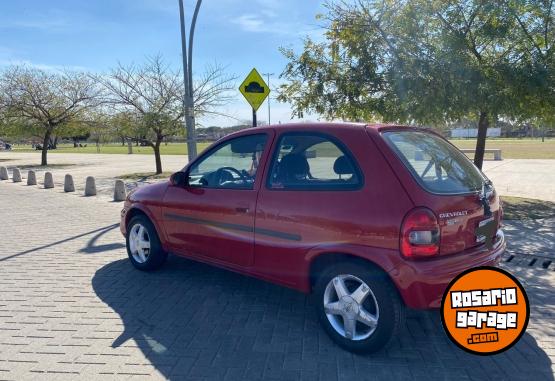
{"left": 121, "top": 137, "right": 125, "bottom": 146}
{"left": 474, "top": 111, "right": 489, "bottom": 170}
{"left": 153, "top": 139, "right": 163, "bottom": 174}
{"left": 41, "top": 129, "right": 52, "bottom": 166}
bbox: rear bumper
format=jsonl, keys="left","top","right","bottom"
{"left": 389, "top": 229, "right": 506, "bottom": 309}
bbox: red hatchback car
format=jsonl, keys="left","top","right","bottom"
{"left": 120, "top": 123, "right": 505, "bottom": 353}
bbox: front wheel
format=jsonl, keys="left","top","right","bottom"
{"left": 314, "top": 262, "right": 405, "bottom": 353}
{"left": 126, "top": 215, "right": 167, "bottom": 271}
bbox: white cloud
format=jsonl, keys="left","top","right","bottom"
{"left": 231, "top": 13, "right": 316, "bottom": 37}
{"left": 232, "top": 14, "right": 266, "bottom": 33}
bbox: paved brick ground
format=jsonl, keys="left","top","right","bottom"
{"left": 0, "top": 180, "right": 553, "bottom": 380}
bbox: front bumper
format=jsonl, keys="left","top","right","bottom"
{"left": 390, "top": 229, "right": 506, "bottom": 309}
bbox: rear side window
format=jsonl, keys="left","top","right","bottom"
{"left": 268, "top": 132, "right": 362, "bottom": 190}
{"left": 383, "top": 130, "right": 485, "bottom": 194}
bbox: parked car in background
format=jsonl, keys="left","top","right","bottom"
{"left": 120, "top": 123, "right": 505, "bottom": 353}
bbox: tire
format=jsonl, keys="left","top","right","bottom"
{"left": 313, "top": 261, "right": 405, "bottom": 353}
{"left": 126, "top": 215, "right": 167, "bottom": 271}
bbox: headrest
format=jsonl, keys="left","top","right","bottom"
{"left": 333, "top": 155, "right": 354, "bottom": 175}
{"left": 280, "top": 153, "right": 309, "bottom": 177}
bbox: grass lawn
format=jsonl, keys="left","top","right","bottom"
{"left": 501, "top": 196, "right": 555, "bottom": 220}
{"left": 8, "top": 138, "right": 555, "bottom": 159}
{"left": 449, "top": 138, "right": 555, "bottom": 159}
{"left": 9, "top": 138, "right": 555, "bottom": 159}
{"left": 12, "top": 142, "right": 213, "bottom": 156}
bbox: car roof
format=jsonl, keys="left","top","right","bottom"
{"left": 221, "top": 122, "right": 434, "bottom": 145}
{"left": 239, "top": 122, "right": 410, "bottom": 133}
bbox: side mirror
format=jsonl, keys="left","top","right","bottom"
{"left": 170, "top": 171, "right": 188, "bottom": 187}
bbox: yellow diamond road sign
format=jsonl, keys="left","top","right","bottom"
{"left": 239, "top": 68, "right": 269, "bottom": 112}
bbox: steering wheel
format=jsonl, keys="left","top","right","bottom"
{"left": 215, "top": 167, "right": 248, "bottom": 185}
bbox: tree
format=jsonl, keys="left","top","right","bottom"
{"left": 97, "top": 56, "right": 235, "bottom": 174}
{"left": 279, "top": 0, "right": 554, "bottom": 169}
{"left": 110, "top": 111, "right": 139, "bottom": 146}
{"left": 507, "top": 0, "right": 555, "bottom": 142}
{"left": 0, "top": 66, "right": 102, "bottom": 165}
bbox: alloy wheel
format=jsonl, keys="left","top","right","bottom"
{"left": 128, "top": 223, "right": 151, "bottom": 264}
{"left": 323, "top": 274, "right": 380, "bottom": 340}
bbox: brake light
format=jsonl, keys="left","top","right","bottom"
{"left": 400, "top": 207, "right": 440, "bottom": 258}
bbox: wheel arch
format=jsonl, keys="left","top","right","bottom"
{"left": 125, "top": 206, "right": 167, "bottom": 250}
{"left": 126, "top": 207, "right": 149, "bottom": 226}
{"left": 306, "top": 249, "right": 402, "bottom": 300}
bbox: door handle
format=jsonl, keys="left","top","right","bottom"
{"left": 235, "top": 206, "right": 249, "bottom": 213}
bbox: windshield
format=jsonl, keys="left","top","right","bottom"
{"left": 383, "top": 130, "right": 485, "bottom": 194}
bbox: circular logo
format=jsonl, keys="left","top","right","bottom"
{"left": 441, "top": 266, "right": 529, "bottom": 355}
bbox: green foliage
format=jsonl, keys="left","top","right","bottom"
{"left": 0, "top": 66, "right": 102, "bottom": 164}
{"left": 279, "top": 0, "right": 554, "bottom": 128}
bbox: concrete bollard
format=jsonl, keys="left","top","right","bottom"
{"left": 12, "top": 168, "right": 22, "bottom": 182}
{"left": 113, "top": 179, "right": 127, "bottom": 201}
{"left": 84, "top": 176, "right": 96, "bottom": 196}
{"left": 0, "top": 166, "right": 8, "bottom": 180}
{"left": 27, "top": 170, "right": 37, "bottom": 185}
{"left": 44, "top": 172, "right": 54, "bottom": 189}
{"left": 64, "top": 174, "right": 75, "bottom": 192}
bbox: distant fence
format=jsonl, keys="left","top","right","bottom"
{"left": 451, "top": 128, "right": 501, "bottom": 138}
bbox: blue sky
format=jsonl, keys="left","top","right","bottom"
{"left": 0, "top": 0, "right": 327, "bottom": 126}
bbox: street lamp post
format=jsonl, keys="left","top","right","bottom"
{"left": 178, "top": 0, "right": 202, "bottom": 161}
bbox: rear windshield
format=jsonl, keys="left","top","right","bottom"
{"left": 382, "top": 130, "right": 485, "bottom": 194}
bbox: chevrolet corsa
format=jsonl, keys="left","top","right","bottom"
{"left": 120, "top": 123, "right": 505, "bottom": 353}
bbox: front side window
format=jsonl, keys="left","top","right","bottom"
{"left": 268, "top": 133, "right": 362, "bottom": 190}
{"left": 382, "top": 130, "right": 485, "bottom": 194}
{"left": 188, "top": 134, "right": 267, "bottom": 189}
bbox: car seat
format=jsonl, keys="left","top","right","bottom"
{"left": 276, "top": 153, "right": 310, "bottom": 185}
{"left": 333, "top": 155, "right": 354, "bottom": 180}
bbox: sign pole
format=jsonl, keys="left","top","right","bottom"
{"left": 252, "top": 108, "right": 257, "bottom": 127}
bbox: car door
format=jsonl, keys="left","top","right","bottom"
{"left": 253, "top": 130, "right": 365, "bottom": 285}
{"left": 253, "top": 129, "right": 413, "bottom": 287}
{"left": 162, "top": 132, "right": 272, "bottom": 267}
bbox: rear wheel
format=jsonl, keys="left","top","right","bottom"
{"left": 314, "top": 262, "right": 404, "bottom": 353}
{"left": 126, "top": 215, "right": 167, "bottom": 271}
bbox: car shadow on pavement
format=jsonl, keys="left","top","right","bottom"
{"left": 92, "top": 255, "right": 554, "bottom": 380}
{"left": 0, "top": 223, "right": 122, "bottom": 262}
{"left": 79, "top": 223, "right": 126, "bottom": 254}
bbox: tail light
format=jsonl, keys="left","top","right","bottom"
{"left": 400, "top": 207, "right": 440, "bottom": 259}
